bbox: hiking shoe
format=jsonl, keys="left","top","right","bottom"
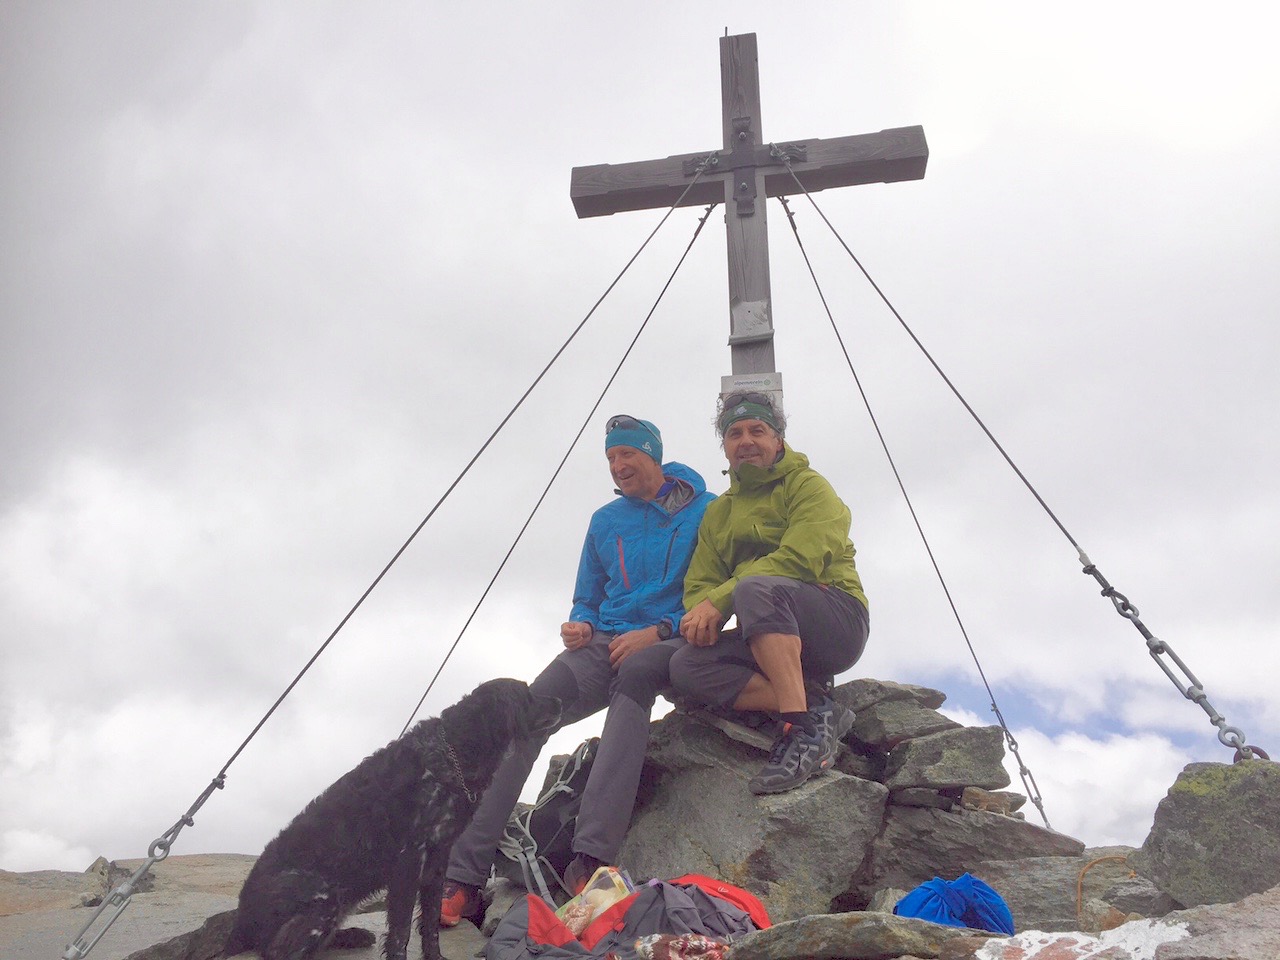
{"left": 439, "top": 879, "right": 482, "bottom": 927}
{"left": 748, "top": 722, "right": 826, "bottom": 794}
{"left": 563, "top": 853, "right": 604, "bottom": 896}
{"left": 811, "top": 696, "right": 856, "bottom": 767}
{"left": 804, "top": 676, "right": 835, "bottom": 703}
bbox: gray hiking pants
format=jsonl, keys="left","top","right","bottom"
{"left": 669, "top": 576, "right": 870, "bottom": 709}
{"left": 445, "top": 634, "right": 681, "bottom": 887}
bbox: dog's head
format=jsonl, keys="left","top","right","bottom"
{"left": 465, "top": 677, "right": 562, "bottom": 740}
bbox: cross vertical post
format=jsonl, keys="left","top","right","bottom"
{"left": 570, "top": 32, "right": 928, "bottom": 401}
{"left": 719, "top": 33, "right": 775, "bottom": 378}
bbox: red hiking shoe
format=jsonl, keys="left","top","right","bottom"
{"left": 439, "top": 879, "right": 482, "bottom": 927}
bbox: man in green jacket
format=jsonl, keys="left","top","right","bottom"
{"left": 674, "top": 391, "right": 869, "bottom": 794}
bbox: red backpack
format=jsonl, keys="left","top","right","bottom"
{"left": 486, "top": 875, "right": 771, "bottom": 960}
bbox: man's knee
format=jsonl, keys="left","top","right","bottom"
{"left": 667, "top": 647, "right": 698, "bottom": 697}
{"left": 732, "top": 576, "right": 770, "bottom": 609}
{"left": 613, "top": 645, "right": 673, "bottom": 707}
{"left": 746, "top": 631, "right": 801, "bottom": 652}
{"left": 530, "top": 658, "right": 580, "bottom": 705}
{"left": 667, "top": 649, "right": 732, "bottom": 707}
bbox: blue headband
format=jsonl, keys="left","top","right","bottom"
{"left": 604, "top": 416, "right": 663, "bottom": 463}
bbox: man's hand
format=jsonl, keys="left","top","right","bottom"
{"left": 680, "top": 600, "right": 724, "bottom": 647}
{"left": 560, "top": 621, "right": 594, "bottom": 651}
{"left": 608, "top": 626, "right": 659, "bottom": 668}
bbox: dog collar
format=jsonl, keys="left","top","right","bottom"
{"left": 439, "top": 729, "right": 477, "bottom": 803}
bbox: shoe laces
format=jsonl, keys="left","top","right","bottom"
{"left": 768, "top": 723, "right": 799, "bottom": 763}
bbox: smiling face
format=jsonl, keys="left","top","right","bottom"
{"left": 722, "top": 418, "right": 784, "bottom": 473}
{"left": 608, "top": 444, "right": 665, "bottom": 500}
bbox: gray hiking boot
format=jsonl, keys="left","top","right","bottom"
{"left": 748, "top": 722, "right": 826, "bottom": 795}
{"left": 811, "top": 696, "right": 856, "bottom": 767}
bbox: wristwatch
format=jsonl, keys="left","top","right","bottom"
{"left": 656, "top": 620, "right": 673, "bottom": 640}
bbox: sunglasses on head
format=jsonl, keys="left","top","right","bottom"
{"left": 606, "top": 414, "right": 660, "bottom": 442}
{"left": 722, "top": 392, "right": 773, "bottom": 409}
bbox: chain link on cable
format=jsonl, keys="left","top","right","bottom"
{"left": 62, "top": 776, "right": 226, "bottom": 959}
{"left": 1079, "top": 550, "right": 1268, "bottom": 761}
{"left": 775, "top": 148, "right": 1267, "bottom": 767}
{"left": 777, "top": 191, "right": 1052, "bottom": 830}
{"left": 61, "top": 166, "right": 719, "bottom": 960}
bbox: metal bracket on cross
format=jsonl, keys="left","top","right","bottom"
{"left": 570, "top": 32, "right": 927, "bottom": 380}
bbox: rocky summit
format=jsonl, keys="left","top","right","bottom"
{"left": 3, "top": 677, "right": 1277, "bottom": 960}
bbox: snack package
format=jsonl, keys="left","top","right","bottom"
{"left": 555, "top": 866, "right": 634, "bottom": 936}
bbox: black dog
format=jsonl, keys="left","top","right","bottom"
{"left": 224, "top": 678, "right": 561, "bottom": 960}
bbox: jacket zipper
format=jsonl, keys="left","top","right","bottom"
{"left": 616, "top": 534, "right": 631, "bottom": 589}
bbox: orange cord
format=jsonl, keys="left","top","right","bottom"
{"left": 1076, "top": 855, "right": 1134, "bottom": 924}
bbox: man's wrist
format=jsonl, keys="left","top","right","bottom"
{"left": 656, "top": 619, "right": 673, "bottom": 641}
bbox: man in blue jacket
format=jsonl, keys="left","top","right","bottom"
{"left": 441, "top": 416, "right": 715, "bottom": 925}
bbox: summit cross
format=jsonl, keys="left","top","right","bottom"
{"left": 570, "top": 32, "right": 928, "bottom": 383}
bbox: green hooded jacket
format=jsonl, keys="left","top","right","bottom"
{"left": 683, "top": 443, "right": 867, "bottom": 615}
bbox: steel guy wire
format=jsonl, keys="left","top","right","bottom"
{"left": 62, "top": 161, "right": 718, "bottom": 960}
{"left": 399, "top": 202, "right": 719, "bottom": 733}
{"left": 774, "top": 146, "right": 1266, "bottom": 764}
{"left": 776, "top": 193, "right": 1052, "bottom": 831}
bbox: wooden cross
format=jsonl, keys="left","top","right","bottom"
{"left": 571, "top": 33, "right": 928, "bottom": 390}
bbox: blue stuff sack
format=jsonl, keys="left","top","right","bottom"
{"left": 893, "top": 873, "right": 1015, "bottom": 935}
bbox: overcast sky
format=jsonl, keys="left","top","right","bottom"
{"left": 3, "top": 2, "right": 1278, "bottom": 877}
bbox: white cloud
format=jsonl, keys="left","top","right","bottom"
{"left": 0, "top": 829, "right": 95, "bottom": 875}
{"left": 2, "top": 2, "right": 1275, "bottom": 874}
{"left": 1002, "top": 728, "right": 1190, "bottom": 847}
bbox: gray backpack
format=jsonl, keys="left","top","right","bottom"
{"left": 496, "top": 737, "right": 598, "bottom": 901}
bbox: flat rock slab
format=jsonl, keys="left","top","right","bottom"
{"left": 730, "top": 910, "right": 986, "bottom": 960}
{"left": 0, "top": 867, "right": 108, "bottom": 917}
{"left": 187, "top": 910, "right": 483, "bottom": 960}
{"left": 971, "top": 847, "right": 1135, "bottom": 932}
{"left": 0, "top": 891, "right": 236, "bottom": 960}
{"left": 958, "top": 882, "right": 1280, "bottom": 960}
{"left": 3, "top": 904, "right": 486, "bottom": 960}
{"left": 114, "top": 854, "right": 257, "bottom": 898}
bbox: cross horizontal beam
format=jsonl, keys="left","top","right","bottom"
{"left": 571, "top": 125, "right": 928, "bottom": 219}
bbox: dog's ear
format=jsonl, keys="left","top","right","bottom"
{"left": 532, "top": 691, "right": 561, "bottom": 734}
{"left": 478, "top": 678, "right": 527, "bottom": 739}
{"left": 508, "top": 681, "right": 537, "bottom": 737}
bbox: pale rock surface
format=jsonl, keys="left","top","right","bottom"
{"left": 0, "top": 855, "right": 254, "bottom": 960}
{"left": 1129, "top": 759, "right": 1280, "bottom": 907}
{"left": 959, "top": 882, "right": 1280, "bottom": 960}
{"left": 884, "top": 726, "right": 1011, "bottom": 793}
{"left": 969, "top": 846, "right": 1135, "bottom": 932}
{"left": 619, "top": 711, "right": 890, "bottom": 921}
{"left": 833, "top": 678, "right": 947, "bottom": 713}
{"left": 729, "top": 910, "right": 987, "bottom": 960}
{"left": 847, "top": 806, "right": 1085, "bottom": 906}
{"left": 852, "top": 699, "right": 961, "bottom": 751}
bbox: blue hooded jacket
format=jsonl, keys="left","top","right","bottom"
{"left": 569, "top": 461, "right": 715, "bottom": 636}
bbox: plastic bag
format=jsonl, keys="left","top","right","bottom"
{"left": 554, "top": 865, "right": 634, "bottom": 936}
{"left": 893, "top": 872, "right": 1015, "bottom": 935}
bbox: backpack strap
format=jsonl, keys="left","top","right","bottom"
{"left": 498, "top": 817, "right": 557, "bottom": 903}
{"left": 497, "top": 738, "right": 599, "bottom": 900}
